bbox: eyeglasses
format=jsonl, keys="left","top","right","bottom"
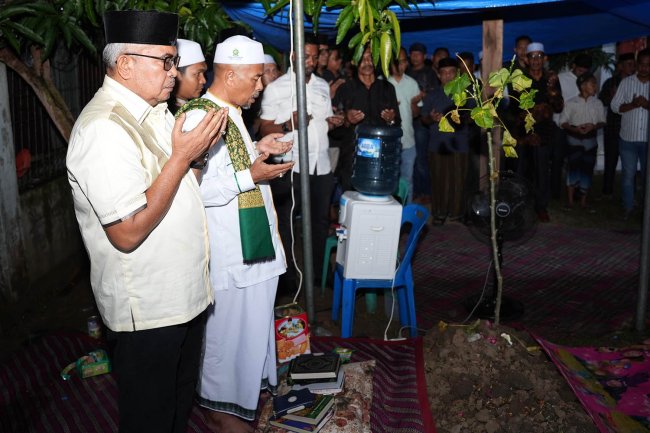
{"left": 123, "top": 53, "right": 181, "bottom": 71}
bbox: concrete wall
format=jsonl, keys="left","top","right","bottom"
{"left": 0, "top": 63, "right": 27, "bottom": 302}
{"left": 19, "top": 176, "right": 84, "bottom": 283}
{"left": 0, "top": 64, "right": 84, "bottom": 302}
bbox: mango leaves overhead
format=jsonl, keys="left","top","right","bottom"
{"left": 263, "top": 0, "right": 420, "bottom": 78}
{"left": 0, "top": 0, "right": 237, "bottom": 62}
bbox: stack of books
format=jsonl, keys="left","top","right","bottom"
{"left": 269, "top": 353, "right": 343, "bottom": 433}
{"left": 270, "top": 394, "right": 335, "bottom": 433}
{"left": 288, "top": 353, "right": 344, "bottom": 394}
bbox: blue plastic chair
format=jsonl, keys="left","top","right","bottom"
{"left": 331, "top": 204, "right": 429, "bottom": 338}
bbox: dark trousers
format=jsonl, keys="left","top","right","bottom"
{"left": 112, "top": 311, "right": 206, "bottom": 433}
{"left": 413, "top": 125, "right": 432, "bottom": 196}
{"left": 429, "top": 151, "right": 469, "bottom": 219}
{"left": 602, "top": 125, "right": 620, "bottom": 195}
{"left": 272, "top": 171, "right": 334, "bottom": 283}
{"left": 516, "top": 144, "right": 550, "bottom": 212}
{"left": 549, "top": 125, "right": 566, "bottom": 200}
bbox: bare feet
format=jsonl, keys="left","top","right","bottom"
{"left": 203, "top": 409, "right": 254, "bottom": 433}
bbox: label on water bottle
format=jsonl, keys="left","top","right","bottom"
{"left": 356, "top": 137, "right": 381, "bottom": 158}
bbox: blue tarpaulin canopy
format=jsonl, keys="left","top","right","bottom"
{"left": 222, "top": 0, "right": 650, "bottom": 57}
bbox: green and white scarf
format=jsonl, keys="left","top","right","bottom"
{"left": 176, "top": 98, "right": 275, "bottom": 264}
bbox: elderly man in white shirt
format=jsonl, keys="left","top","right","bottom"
{"left": 66, "top": 10, "right": 226, "bottom": 433}
{"left": 259, "top": 33, "right": 343, "bottom": 293}
{"left": 611, "top": 48, "right": 650, "bottom": 217}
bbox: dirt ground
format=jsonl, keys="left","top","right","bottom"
{"left": 1, "top": 174, "right": 646, "bottom": 431}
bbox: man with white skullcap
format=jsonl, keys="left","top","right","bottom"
{"left": 509, "top": 41, "right": 563, "bottom": 223}
{"left": 168, "top": 38, "right": 208, "bottom": 114}
{"left": 180, "top": 35, "right": 293, "bottom": 433}
{"left": 262, "top": 53, "right": 280, "bottom": 86}
{"left": 67, "top": 10, "right": 227, "bottom": 433}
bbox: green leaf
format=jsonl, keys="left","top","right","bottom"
{"left": 470, "top": 106, "right": 494, "bottom": 129}
{"left": 503, "top": 145, "right": 518, "bottom": 158}
{"left": 452, "top": 91, "right": 467, "bottom": 108}
{"left": 443, "top": 73, "right": 471, "bottom": 98}
{"left": 352, "top": 39, "right": 365, "bottom": 65}
{"left": 1, "top": 25, "right": 21, "bottom": 52}
{"left": 488, "top": 68, "right": 509, "bottom": 89}
{"left": 510, "top": 69, "right": 532, "bottom": 92}
{"left": 312, "top": 1, "right": 323, "bottom": 32}
{"left": 359, "top": 0, "right": 367, "bottom": 33}
{"left": 305, "top": 0, "right": 315, "bottom": 15}
{"left": 371, "top": 34, "right": 380, "bottom": 66}
{"left": 367, "top": 0, "right": 374, "bottom": 32}
{"left": 518, "top": 89, "right": 537, "bottom": 110}
{"left": 386, "top": 10, "right": 400, "bottom": 56}
{"left": 438, "top": 116, "right": 455, "bottom": 133}
{"left": 5, "top": 21, "right": 44, "bottom": 45}
{"left": 348, "top": 31, "right": 363, "bottom": 49}
{"left": 84, "top": 0, "right": 99, "bottom": 27}
{"left": 326, "top": 0, "right": 351, "bottom": 6}
{"left": 502, "top": 129, "right": 517, "bottom": 146}
{"left": 69, "top": 21, "right": 96, "bottom": 54}
{"left": 0, "top": 5, "right": 37, "bottom": 22}
{"left": 379, "top": 30, "right": 391, "bottom": 78}
{"left": 335, "top": 9, "right": 354, "bottom": 45}
{"left": 335, "top": 4, "right": 351, "bottom": 26}
{"left": 524, "top": 112, "right": 536, "bottom": 133}
{"left": 265, "top": 0, "right": 290, "bottom": 16}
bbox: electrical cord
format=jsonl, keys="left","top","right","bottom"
{"left": 383, "top": 258, "right": 401, "bottom": 341}
{"left": 461, "top": 259, "right": 493, "bottom": 324}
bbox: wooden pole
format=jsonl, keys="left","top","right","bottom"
{"left": 481, "top": 20, "right": 504, "bottom": 190}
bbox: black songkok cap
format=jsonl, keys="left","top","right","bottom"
{"left": 438, "top": 57, "right": 458, "bottom": 69}
{"left": 104, "top": 10, "right": 178, "bottom": 46}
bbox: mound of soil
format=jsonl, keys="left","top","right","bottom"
{"left": 423, "top": 320, "right": 599, "bottom": 433}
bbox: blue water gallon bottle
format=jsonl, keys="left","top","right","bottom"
{"left": 351, "top": 124, "right": 402, "bottom": 196}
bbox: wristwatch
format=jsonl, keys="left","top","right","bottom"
{"left": 190, "top": 153, "right": 209, "bottom": 170}
{"left": 282, "top": 121, "right": 291, "bottom": 133}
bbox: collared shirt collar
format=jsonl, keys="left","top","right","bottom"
{"left": 103, "top": 75, "right": 161, "bottom": 124}
{"left": 205, "top": 91, "right": 242, "bottom": 115}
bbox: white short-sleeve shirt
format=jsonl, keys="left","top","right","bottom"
{"left": 67, "top": 76, "right": 212, "bottom": 332}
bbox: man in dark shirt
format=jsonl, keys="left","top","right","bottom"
{"left": 406, "top": 42, "right": 438, "bottom": 203}
{"left": 509, "top": 42, "right": 564, "bottom": 223}
{"left": 333, "top": 46, "right": 400, "bottom": 192}
{"left": 421, "top": 58, "right": 472, "bottom": 223}
{"left": 598, "top": 52, "right": 636, "bottom": 197}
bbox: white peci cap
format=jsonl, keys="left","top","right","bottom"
{"left": 177, "top": 39, "right": 206, "bottom": 67}
{"left": 526, "top": 42, "right": 545, "bottom": 54}
{"left": 264, "top": 54, "right": 276, "bottom": 65}
{"left": 214, "top": 35, "right": 265, "bottom": 65}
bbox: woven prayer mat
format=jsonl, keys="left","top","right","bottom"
{"left": 0, "top": 333, "right": 434, "bottom": 433}
{"left": 411, "top": 224, "right": 640, "bottom": 341}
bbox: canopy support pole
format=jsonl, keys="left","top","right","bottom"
{"left": 292, "top": 0, "right": 316, "bottom": 323}
{"left": 635, "top": 99, "right": 650, "bottom": 331}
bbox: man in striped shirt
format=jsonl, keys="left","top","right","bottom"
{"left": 611, "top": 49, "right": 650, "bottom": 218}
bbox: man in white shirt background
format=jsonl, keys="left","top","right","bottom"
{"left": 611, "top": 48, "right": 650, "bottom": 219}
{"left": 259, "top": 33, "right": 344, "bottom": 293}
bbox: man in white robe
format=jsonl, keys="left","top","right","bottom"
{"left": 182, "top": 35, "right": 293, "bottom": 433}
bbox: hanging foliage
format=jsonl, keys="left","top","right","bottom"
{"left": 263, "top": 0, "right": 421, "bottom": 78}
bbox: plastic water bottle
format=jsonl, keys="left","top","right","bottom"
{"left": 351, "top": 124, "right": 402, "bottom": 196}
